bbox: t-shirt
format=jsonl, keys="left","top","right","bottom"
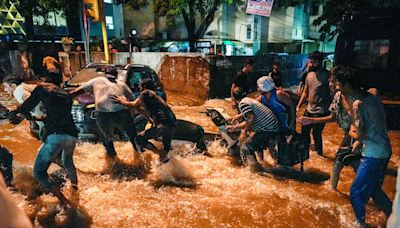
{"left": 238, "top": 97, "right": 280, "bottom": 133}
{"left": 305, "top": 69, "right": 331, "bottom": 114}
{"left": 353, "top": 93, "right": 391, "bottom": 159}
{"left": 139, "top": 90, "right": 176, "bottom": 126}
{"left": 17, "top": 83, "right": 78, "bottom": 137}
{"left": 233, "top": 71, "right": 249, "bottom": 93}
{"left": 81, "top": 77, "right": 133, "bottom": 112}
{"left": 268, "top": 70, "right": 282, "bottom": 87}
{"left": 329, "top": 91, "right": 354, "bottom": 132}
{"left": 13, "top": 83, "right": 45, "bottom": 126}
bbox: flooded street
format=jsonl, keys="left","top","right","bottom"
{"left": 0, "top": 89, "right": 398, "bottom": 227}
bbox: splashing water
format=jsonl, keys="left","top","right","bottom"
{"left": 0, "top": 93, "right": 398, "bottom": 227}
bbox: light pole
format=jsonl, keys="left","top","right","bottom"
{"left": 129, "top": 28, "right": 137, "bottom": 64}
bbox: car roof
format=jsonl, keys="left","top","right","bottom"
{"left": 124, "top": 64, "right": 151, "bottom": 70}
{"left": 86, "top": 63, "right": 125, "bottom": 70}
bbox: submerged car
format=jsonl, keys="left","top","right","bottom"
{"left": 65, "top": 63, "right": 166, "bottom": 141}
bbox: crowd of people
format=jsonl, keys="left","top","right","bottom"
{"left": 0, "top": 51, "right": 397, "bottom": 227}
{"left": 230, "top": 51, "right": 395, "bottom": 226}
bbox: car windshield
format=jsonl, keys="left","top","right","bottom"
{"left": 127, "top": 70, "right": 152, "bottom": 92}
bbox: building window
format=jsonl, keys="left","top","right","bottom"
{"left": 311, "top": 3, "right": 319, "bottom": 16}
{"left": 105, "top": 16, "right": 114, "bottom": 30}
{"left": 246, "top": 24, "right": 251, "bottom": 40}
{"left": 254, "top": 17, "right": 258, "bottom": 38}
{"left": 104, "top": 0, "right": 113, "bottom": 3}
{"left": 32, "top": 11, "right": 68, "bottom": 35}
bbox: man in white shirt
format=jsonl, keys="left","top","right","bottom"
{"left": 3, "top": 75, "right": 45, "bottom": 129}
{"left": 70, "top": 66, "right": 138, "bottom": 158}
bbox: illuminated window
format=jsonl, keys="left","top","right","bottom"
{"left": 106, "top": 16, "right": 114, "bottom": 30}
{"left": 246, "top": 24, "right": 251, "bottom": 40}
{"left": 104, "top": 0, "right": 112, "bottom": 3}
{"left": 33, "top": 11, "right": 68, "bottom": 34}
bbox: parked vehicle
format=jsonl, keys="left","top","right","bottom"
{"left": 65, "top": 63, "right": 166, "bottom": 141}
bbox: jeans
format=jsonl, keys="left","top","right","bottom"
{"left": 241, "top": 131, "right": 275, "bottom": 162}
{"left": 33, "top": 133, "right": 77, "bottom": 191}
{"left": 331, "top": 133, "right": 360, "bottom": 189}
{"left": 96, "top": 109, "right": 137, "bottom": 156}
{"left": 301, "top": 111, "right": 328, "bottom": 155}
{"left": 350, "top": 156, "right": 392, "bottom": 223}
{"left": 135, "top": 124, "right": 174, "bottom": 154}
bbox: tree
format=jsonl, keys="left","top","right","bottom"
{"left": 281, "top": 0, "right": 400, "bottom": 39}
{"left": 118, "top": 0, "right": 245, "bottom": 51}
{"left": 15, "top": 0, "right": 78, "bottom": 22}
{"left": 13, "top": 0, "right": 81, "bottom": 35}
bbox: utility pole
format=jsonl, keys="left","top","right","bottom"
{"left": 82, "top": 1, "right": 91, "bottom": 65}
{"left": 98, "top": 0, "right": 109, "bottom": 63}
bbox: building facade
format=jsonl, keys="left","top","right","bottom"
{"left": 123, "top": 1, "right": 335, "bottom": 55}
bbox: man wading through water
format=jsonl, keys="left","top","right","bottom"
{"left": 227, "top": 87, "right": 280, "bottom": 170}
{"left": 231, "top": 58, "right": 256, "bottom": 98}
{"left": 335, "top": 67, "right": 392, "bottom": 227}
{"left": 296, "top": 51, "right": 331, "bottom": 156}
{"left": 113, "top": 80, "right": 177, "bottom": 163}
{"left": 8, "top": 72, "right": 78, "bottom": 206}
{"left": 70, "top": 66, "right": 138, "bottom": 161}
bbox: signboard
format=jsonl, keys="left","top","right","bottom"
{"left": 245, "top": 0, "right": 274, "bottom": 17}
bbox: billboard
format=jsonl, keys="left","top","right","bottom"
{"left": 246, "top": 0, "right": 274, "bottom": 17}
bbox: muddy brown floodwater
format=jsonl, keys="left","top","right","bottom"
{"left": 0, "top": 88, "right": 398, "bottom": 227}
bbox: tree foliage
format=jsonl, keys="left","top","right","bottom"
{"left": 14, "top": 0, "right": 77, "bottom": 19}
{"left": 119, "top": 0, "right": 245, "bottom": 40}
{"left": 282, "top": 0, "right": 400, "bottom": 39}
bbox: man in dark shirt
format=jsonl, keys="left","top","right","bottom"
{"left": 8, "top": 72, "right": 78, "bottom": 206}
{"left": 114, "top": 86, "right": 177, "bottom": 163}
{"left": 268, "top": 61, "right": 282, "bottom": 89}
{"left": 231, "top": 58, "right": 256, "bottom": 97}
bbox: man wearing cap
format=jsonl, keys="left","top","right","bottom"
{"left": 227, "top": 87, "right": 280, "bottom": 170}
{"left": 70, "top": 66, "right": 137, "bottom": 159}
{"left": 256, "top": 76, "right": 296, "bottom": 133}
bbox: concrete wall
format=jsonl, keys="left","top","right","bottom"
{"left": 65, "top": 52, "right": 307, "bottom": 100}
{"left": 131, "top": 53, "right": 210, "bottom": 100}
{"left": 64, "top": 52, "right": 211, "bottom": 100}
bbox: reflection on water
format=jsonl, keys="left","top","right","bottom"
{"left": 0, "top": 90, "right": 398, "bottom": 227}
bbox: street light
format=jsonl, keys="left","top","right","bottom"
{"left": 129, "top": 28, "right": 137, "bottom": 64}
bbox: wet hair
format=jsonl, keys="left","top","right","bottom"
{"left": 140, "top": 78, "right": 155, "bottom": 91}
{"left": 45, "top": 72, "right": 63, "bottom": 85}
{"left": 309, "top": 51, "right": 324, "bottom": 63}
{"left": 3, "top": 74, "right": 22, "bottom": 85}
{"left": 245, "top": 58, "right": 256, "bottom": 66}
{"left": 104, "top": 66, "right": 118, "bottom": 77}
{"left": 332, "top": 65, "right": 361, "bottom": 89}
{"left": 231, "top": 87, "right": 247, "bottom": 101}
